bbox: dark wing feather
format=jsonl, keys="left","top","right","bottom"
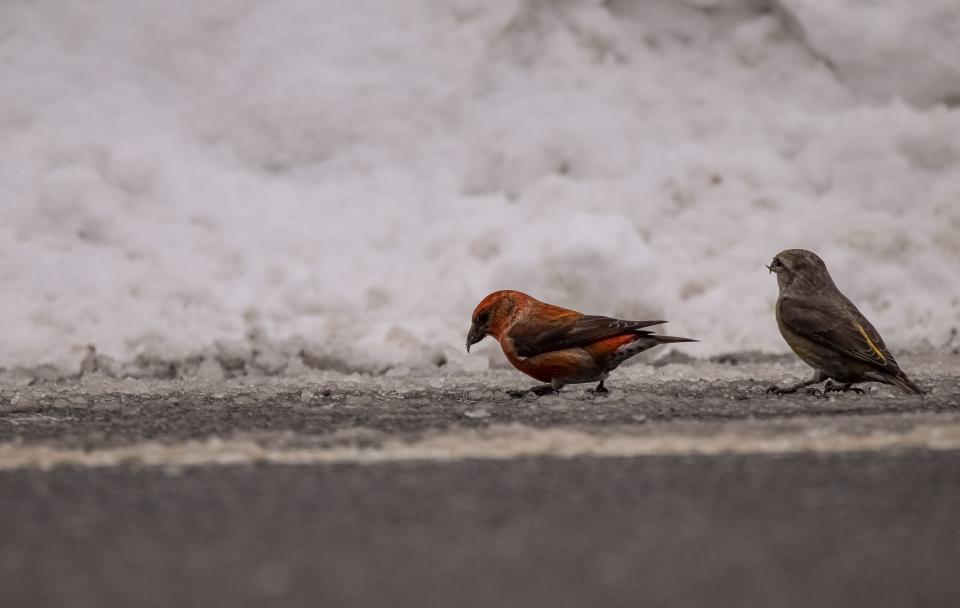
{"left": 510, "top": 315, "right": 666, "bottom": 358}
{"left": 780, "top": 295, "right": 903, "bottom": 376}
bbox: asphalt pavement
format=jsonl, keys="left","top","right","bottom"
{"left": 1, "top": 355, "right": 959, "bottom": 607}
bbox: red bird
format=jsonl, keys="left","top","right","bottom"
{"left": 466, "top": 290, "right": 696, "bottom": 394}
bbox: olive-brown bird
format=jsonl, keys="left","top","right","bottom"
{"left": 767, "top": 249, "right": 923, "bottom": 395}
{"left": 466, "top": 290, "right": 696, "bottom": 395}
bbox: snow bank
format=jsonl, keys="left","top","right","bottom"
{"left": 1, "top": 0, "right": 958, "bottom": 374}
{"left": 779, "top": 0, "right": 960, "bottom": 106}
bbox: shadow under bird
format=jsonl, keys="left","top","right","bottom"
{"left": 767, "top": 249, "right": 923, "bottom": 395}
{"left": 466, "top": 290, "right": 696, "bottom": 395}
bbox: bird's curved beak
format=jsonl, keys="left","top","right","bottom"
{"left": 466, "top": 324, "right": 486, "bottom": 353}
{"left": 766, "top": 264, "right": 773, "bottom": 273}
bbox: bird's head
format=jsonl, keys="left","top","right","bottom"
{"left": 767, "top": 249, "right": 834, "bottom": 292}
{"left": 466, "top": 290, "right": 529, "bottom": 352}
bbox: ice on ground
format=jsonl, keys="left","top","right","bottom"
{"left": 2, "top": 353, "right": 954, "bottom": 406}
{"left": 1, "top": 0, "right": 959, "bottom": 374}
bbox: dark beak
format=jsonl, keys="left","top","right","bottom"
{"left": 766, "top": 264, "right": 773, "bottom": 273}
{"left": 466, "top": 324, "right": 486, "bottom": 353}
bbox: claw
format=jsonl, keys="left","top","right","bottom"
{"left": 822, "top": 381, "right": 865, "bottom": 395}
{"left": 767, "top": 385, "right": 794, "bottom": 395}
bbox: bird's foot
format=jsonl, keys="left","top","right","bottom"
{"left": 767, "top": 374, "right": 827, "bottom": 396}
{"left": 766, "top": 385, "right": 797, "bottom": 395}
{"left": 822, "top": 381, "right": 865, "bottom": 395}
{"left": 589, "top": 381, "right": 609, "bottom": 395}
{"left": 804, "top": 383, "right": 864, "bottom": 398}
{"left": 507, "top": 385, "right": 559, "bottom": 398}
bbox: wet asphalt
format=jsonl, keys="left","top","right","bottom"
{"left": 1, "top": 358, "right": 959, "bottom": 607}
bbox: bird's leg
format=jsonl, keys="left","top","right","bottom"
{"left": 767, "top": 371, "right": 826, "bottom": 395}
{"left": 590, "top": 379, "right": 609, "bottom": 394}
{"left": 820, "top": 380, "right": 865, "bottom": 395}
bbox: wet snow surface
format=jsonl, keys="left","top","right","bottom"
{"left": 1, "top": 353, "right": 957, "bottom": 449}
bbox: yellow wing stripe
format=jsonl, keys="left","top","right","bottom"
{"left": 855, "top": 323, "right": 886, "bottom": 363}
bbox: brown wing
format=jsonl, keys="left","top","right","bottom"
{"left": 780, "top": 294, "right": 903, "bottom": 377}
{"left": 509, "top": 314, "right": 666, "bottom": 358}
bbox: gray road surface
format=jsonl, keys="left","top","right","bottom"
{"left": 1, "top": 355, "right": 959, "bottom": 607}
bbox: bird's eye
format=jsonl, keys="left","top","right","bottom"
{"left": 477, "top": 311, "right": 490, "bottom": 324}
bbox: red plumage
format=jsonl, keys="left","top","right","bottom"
{"left": 466, "top": 290, "right": 696, "bottom": 393}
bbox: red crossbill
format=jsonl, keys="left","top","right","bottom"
{"left": 767, "top": 249, "right": 923, "bottom": 395}
{"left": 466, "top": 290, "right": 696, "bottom": 395}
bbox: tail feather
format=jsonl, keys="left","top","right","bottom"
{"left": 651, "top": 334, "right": 698, "bottom": 344}
{"left": 888, "top": 374, "right": 924, "bottom": 395}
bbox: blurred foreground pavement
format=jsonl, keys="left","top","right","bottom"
{"left": 1, "top": 354, "right": 959, "bottom": 607}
